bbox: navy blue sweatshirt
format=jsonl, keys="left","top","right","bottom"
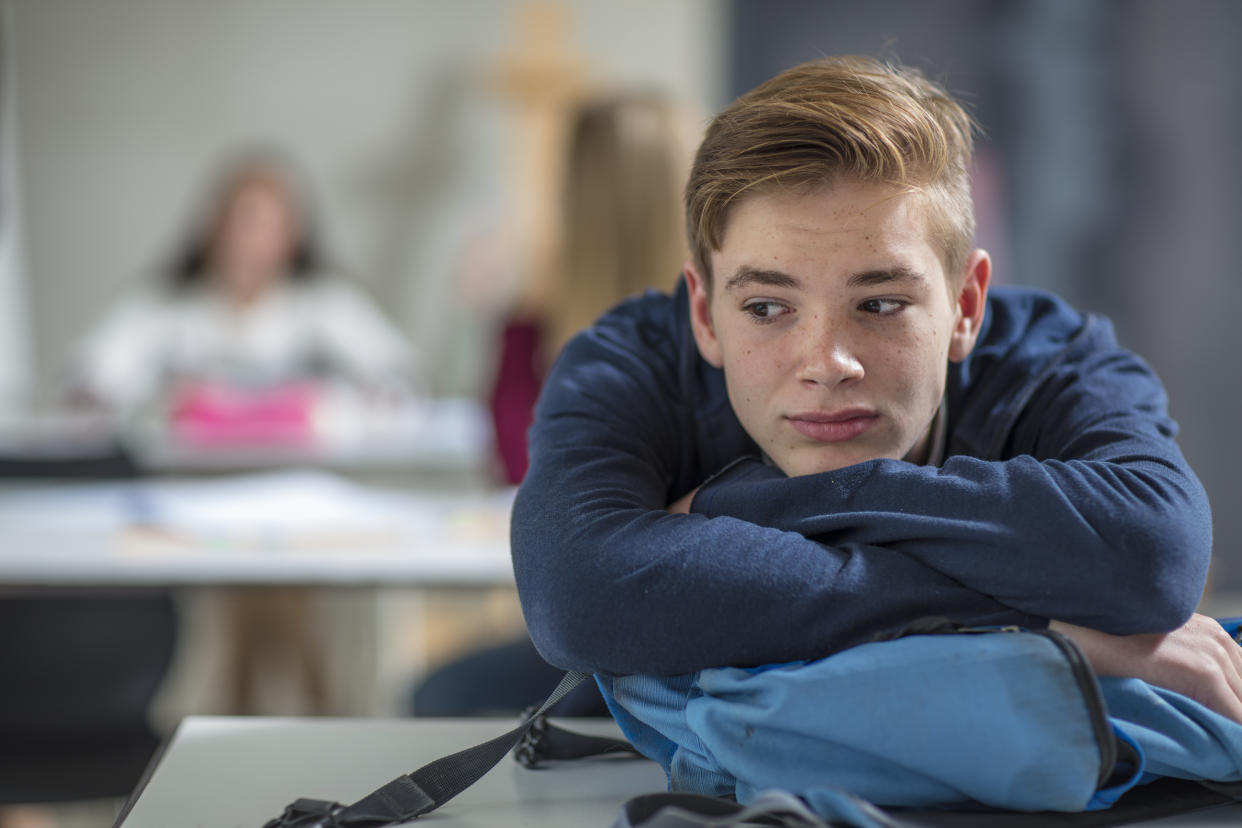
{"left": 511, "top": 281, "right": 1212, "bottom": 676}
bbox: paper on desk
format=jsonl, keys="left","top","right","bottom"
{"left": 141, "top": 470, "right": 516, "bottom": 551}
{"left": 135, "top": 470, "right": 402, "bottom": 533}
{"left": 0, "top": 470, "right": 516, "bottom": 552}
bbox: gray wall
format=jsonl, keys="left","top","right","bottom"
{"left": 9, "top": 0, "right": 723, "bottom": 398}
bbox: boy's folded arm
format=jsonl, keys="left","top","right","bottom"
{"left": 692, "top": 448, "right": 1207, "bottom": 636}
{"left": 690, "top": 363, "right": 1212, "bottom": 637}
{"left": 511, "top": 421, "right": 1041, "bottom": 676}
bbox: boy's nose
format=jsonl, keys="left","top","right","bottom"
{"left": 798, "top": 324, "right": 864, "bottom": 388}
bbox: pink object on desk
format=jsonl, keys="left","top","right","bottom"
{"left": 169, "top": 381, "right": 317, "bottom": 447}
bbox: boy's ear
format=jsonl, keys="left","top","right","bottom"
{"left": 684, "top": 260, "right": 723, "bottom": 368}
{"left": 948, "top": 249, "right": 991, "bottom": 363}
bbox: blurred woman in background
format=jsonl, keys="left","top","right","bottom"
{"left": 69, "top": 152, "right": 419, "bottom": 446}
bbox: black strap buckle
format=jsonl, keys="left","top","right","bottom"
{"left": 262, "top": 797, "right": 346, "bottom": 828}
{"left": 512, "top": 705, "right": 549, "bottom": 768}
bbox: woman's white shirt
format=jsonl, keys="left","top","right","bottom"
{"left": 73, "top": 278, "right": 418, "bottom": 410}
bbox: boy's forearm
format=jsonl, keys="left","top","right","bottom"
{"left": 512, "top": 463, "right": 1043, "bottom": 676}
{"left": 692, "top": 448, "right": 1210, "bottom": 635}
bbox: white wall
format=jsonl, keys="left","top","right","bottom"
{"left": 10, "top": 0, "right": 725, "bottom": 396}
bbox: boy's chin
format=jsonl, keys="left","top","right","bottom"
{"left": 771, "top": 444, "right": 905, "bottom": 478}
{"left": 773, "top": 452, "right": 866, "bottom": 478}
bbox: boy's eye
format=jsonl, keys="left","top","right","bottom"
{"left": 859, "top": 297, "right": 907, "bottom": 315}
{"left": 743, "top": 301, "right": 790, "bottom": 321}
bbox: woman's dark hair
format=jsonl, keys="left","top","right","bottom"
{"left": 168, "top": 151, "right": 327, "bottom": 288}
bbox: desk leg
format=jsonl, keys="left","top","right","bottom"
{"left": 222, "top": 587, "right": 330, "bottom": 715}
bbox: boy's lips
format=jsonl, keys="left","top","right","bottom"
{"left": 786, "top": 409, "right": 878, "bottom": 442}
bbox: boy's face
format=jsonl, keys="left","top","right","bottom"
{"left": 685, "top": 179, "right": 989, "bottom": 477}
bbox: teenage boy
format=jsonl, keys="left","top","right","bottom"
{"left": 511, "top": 56, "right": 1242, "bottom": 719}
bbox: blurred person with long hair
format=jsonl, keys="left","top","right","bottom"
{"left": 414, "top": 90, "right": 696, "bottom": 716}
{"left": 485, "top": 90, "right": 695, "bottom": 483}
{"left": 68, "top": 151, "right": 419, "bottom": 445}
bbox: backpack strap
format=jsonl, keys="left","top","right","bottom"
{"left": 263, "top": 670, "right": 596, "bottom": 827}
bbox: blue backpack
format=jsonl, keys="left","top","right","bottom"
{"left": 596, "top": 617, "right": 1242, "bottom": 826}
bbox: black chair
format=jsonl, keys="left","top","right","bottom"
{"left": 0, "top": 591, "right": 177, "bottom": 802}
{"left": 0, "top": 446, "right": 178, "bottom": 804}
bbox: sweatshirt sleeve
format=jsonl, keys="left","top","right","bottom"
{"left": 510, "top": 304, "right": 1044, "bottom": 677}
{"left": 692, "top": 331, "right": 1211, "bottom": 637}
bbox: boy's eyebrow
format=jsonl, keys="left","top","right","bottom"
{"left": 847, "top": 267, "right": 926, "bottom": 288}
{"left": 722, "top": 267, "right": 802, "bottom": 292}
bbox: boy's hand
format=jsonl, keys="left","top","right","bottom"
{"left": 1050, "top": 614, "right": 1242, "bottom": 723}
{"left": 667, "top": 486, "right": 700, "bottom": 514}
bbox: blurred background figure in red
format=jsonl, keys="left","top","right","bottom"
{"left": 475, "top": 90, "right": 695, "bottom": 484}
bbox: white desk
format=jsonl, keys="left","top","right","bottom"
{"left": 116, "top": 716, "right": 667, "bottom": 827}
{"left": 115, "top": 716, "right": 1242, "bottom": 828}
{"left": 0, "top": 399, "right": 505, "bottom": 589}
{"left": 0, "top": 470, "right": 514, "bottom": 587}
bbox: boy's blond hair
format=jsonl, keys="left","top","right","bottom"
{"left": 686, "top": 56, "right": 976, "bottom": 283}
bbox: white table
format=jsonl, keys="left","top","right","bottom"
{"left": 114, "top": 716, "right": 1242, "bottom": 828}
{"left": 0, "top": 469, "right": 515, "bottom": 587}
{"left": 116, "top": 717, "right": 667, "bottom": 827}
